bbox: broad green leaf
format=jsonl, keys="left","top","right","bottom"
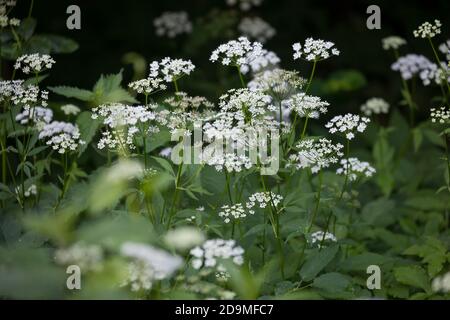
{"left": 49, "top": 86, "right": 93, "bottom": 101}
{"left": 76, "top": 111, "right": 100, "bottom": 155}
{"left": 393, "top": 265, "right": 431, "bottom": 293}
{"left": 299, "top": 245, "right": 339, "bottom": 281}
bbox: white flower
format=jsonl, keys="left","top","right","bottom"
{"left": 1, "top": 81, "right": 48, "bottom": 108}
{"left": 381, "top": 36, "right": 407, "bottom": 50}
{"left": 238, "top": 17, "right": 275, "bottom": 44}
{"left": 218, "top": 203, "right": 251, "bottom": 223}
{"left": 210, "top": 37, "right": 263, "bottom": 69}
{"left": 439, "top": 40, "right": 450, "bottom": 61}
{"left": 325, "top": 113, "right": 370, "bottom": 140}
{"left": 225, "top": 0, "right": 263, "bottom": 11}
{"left": 128, "top": 77, "right": 167, "bottom": 95}
{"left": 310, "top": 231, "right": 337, "bottom": 247}
{"left": 360, "top": 98, "right": 390, "bottom": 116}
{"left": 413, "top": 20, "right": 442, "bottom": 38}
{"left": 14, "top": 53, "right": 55, "bottom": 74}
{"left": 248, "top": 68, "right": 305, "bottom": 99}
{"left": 159, "top": 147, "right": 173, "bottom": 158}
{"left": 61, "top": 104, "right": 80, "bottom": 116}
{"left": 292, "top": 38, "right": 339, "bottom": 62}
{"left": 391, "top": 54, "right": 447, "bottom": 86}
{"left": 16, "top": 184, "right": 37, "bottom": 197}
{"left": 336, "top": 157, "right": 376, "bottom": 182}
{"left": 38, "top": 121, "right": 85, "bottom": 154}
{"left": 240, "top": 49, "right": 280, "bottom": 74}
{"left": 15, "top": 106, "right": 53, "bottom": 125}
{"left": 55, "top": 243, "right": 103, "bottom": 271}
{"left": 104, "top": 159, "right": 144, "bottom": 183}
{"left": 282, "top": 93, "right": 329, "bottom": 119}
{"left": 121, "top": 242, "right": 183, "bottom": 291}
{"left": 246, "top": 191, "right": 283, "bottom": 209}
{"left": 431, "top": 106, "right": 450, "bottom": 124}
{"left": 164, "top": 227, "right": 205, "bottom": 251}
{"left": 153, "top": 11, "right": 192, "bottom": 38}
{"left": 0, "top": 15, "right": 19, "bottom": 27}
{"left": 149, "top": 57, "right": 195, "bottom": 83}
{"left": 288, "top": 138, "right": 344, "bottom": 173}
{"left": 432, "top": 272, "right": 450, "bottom": 293}
{"left": 190, "top": 239, "right": 244, "bottom": 279}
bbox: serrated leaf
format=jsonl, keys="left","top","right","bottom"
{"left": 49, "top": 86, "right": 93, "bottom": 101}
{"left": 394, "top": 265, "right": 431, "bottom": 293}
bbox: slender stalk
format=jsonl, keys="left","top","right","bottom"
{"left": 237, "top": 66, "right": 246, "bottom": 88}
{"left": 28, "top": 0, "right": 35, "bottom": 18}
{"left": 225, "top": 170, "right": 233, "bottom": 204}
{"left": 427, "top": 37, "right": 450, "bottom": 93}
{"left": 167, "top": 162, "right": 183, "bottom": 228}
{"left": 307, "top": 170, "right": 323, "bottom": 232}
{"left": 338, "top": 139, "right": 350, "bottom": 200}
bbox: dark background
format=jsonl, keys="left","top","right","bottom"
{"left": 11, "top": 0, "right": 450, "bottom": 116}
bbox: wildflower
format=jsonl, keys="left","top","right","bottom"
{"left": 288, "top": 138, "right": 344, "bottom": 173}
{"left": 153, "top": 11, "right": 192, "bottom": 38}
{"left": 128, "top": 77, "right": 167, "bottom": 95}
{"left": 218, "top": 203, "right": 251, "bottom": 224}
{"left": 248, "top": 68, "right": 305, "bottom": 99}
{"left": 1, "top": 81, "right": 48, "bottom": 108}
{"left": 336, "top": 158, "right": 376, "bottom": 182}
{"left": 240, "top": 49, "right": 280, "bottom": 74}
{"left": 432, "top": 272, "right": 450, "bottom": 293}
{"left": 238, "top": 17, "right": 276, "bottom": 44}
{"left": 439, "top": 40, "right": 450, "bottom": 61}
{"left": 61, "top": 104, "right": 80, "bottom": 116}
{"left": 431, "top": 106, "right": 450, "bottom": 124}
{"left": 381, "top": 36, "right": 407, "bottom": 50}
{"left": 15, "top": 106, "right": 53, "bottom": 125}
{"left": 55, "top": 243, "right": 103, "bottom": 271}
{"left": 38, "top": 121, "right": 84, "bottom": 154}
{"left": 225, "top": 0, "right": 263, "bottom": 11}
{"left": 310, "top": 231, "right": 337, "bottom": 247}
{"left": 159, "top": 147, "right": 172, "bottom": 158}
{"left": 0, "top": 15, "right": 19, "bottom": 27}
{"left": 246, "top": 191, "right": 283, "bottom": 209}
{"left": 391, "top": 54, "right": 446, "bottom": 86}
{"left": 164, "top": 227, "right": 205, "bottom": 251}
{"left": 14, "top": 53, "right": 55, "bottom": 74}
{"left": 16, "top": 184, "right": 37, "bottom": 197}
{"left": 325, "top": 114, "right": 370, "bottom": 140}
{"left": 292, "top": 38, "right": 339, "bottom": 62}
{"left": 413, "top": 20, "right": 442, "bottom": 38}
{"left": 149, "top": 57, "right": 195, "bottom": 83}
{"left": 190, "top": 239, "right": 244, "bottom": 279}
{"left": 282, "top": 93, "right": 329, "bottom": 119}
{"left": 210, "top": 37, "right": 263, "bottom": 69}
{"left": 360, "top": 98, "right": 390, "bottom": 116}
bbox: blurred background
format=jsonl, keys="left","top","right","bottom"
{"left": 10, "top": 0, "right": 450, "bottom": 118}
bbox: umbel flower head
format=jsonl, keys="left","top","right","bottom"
{"left": 381, "top": 36, "right": 407, "bottom": 51}
{"left": 15, "top": 106, "right": 53, "bottom": 126}
{"left": 248, "top": 68, "right": 305, "bottom": 99}
{"left": 0, "top": 81, "right": 48, "bottom": 108}
{"left": 149, "top": 57, "right": 195, "bottom": 83}
{"left": 153, "top": 11, "right": 192, "bottom": 38}
{"left": 288, "top": 137, "right": 344, "bottom": 173}
{"left": 246, "top": 191, "right": 283, "bottom": 209}
{"left": 439, "top": 40, "right": 450, "bottom": 61}
{"left": 310, "top": 231, "right": 337, "bottom": 248}
{"left": 14, "top": 53, "right": 55, "bottom": 74}
{"left": 336, "top": 157, "right": 376, "bottom": 182}
{"left": 225, "top": 0, "right": 263, "bottom": 11}
{"left": 210, "top": 37, "right": 263, "bottom": 68}
{"left": 413, "top": 20, "right": 442, "bottom": 38}
{"left": 282, "top": 93, "right": 329, "bottom": 119}
{"left": 61, "top": 104, "right": 80, "bottom": 116}
{"left": 38, "top": 121, "right": 85, "bottom": 154}
{"left": 218, "top": 203, "right": 252, "bottom": 224}
{"left": 360, "top": 97, "right": 390, "bottom": 116}
{"left": 431, "top": 106, "right": 450, "bottom": 124}
{"left": 240, "top": 49, "right": 280, "bottom": 74}
{"left": 292, "top": 38, "right": 340, "bottom": 62}
{"left": 325, "top": 113, "right": 370, "bottom": 140}
{"left": 238, "top": 17, "right": 276, "bottom": 44}
{"left": 55, "top": 243, "right": 103, "bottom": 272}
{"left": 128, "top": 77, "right": 167, "bottom": 96}
{"left": 391, "top": 54, "right": 445, "bottom": 86}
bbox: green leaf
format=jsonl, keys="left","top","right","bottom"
{"left": 17, "top": 17, "right": 36, "bottom": 41}
{"left": 76, "top": 111, "right": 100, "bottom": 155}
{"left": 49, "top": 86, "right": 93, "bottom": 101}
{"left": 403, "top": 237, "right": 448, "bottom": 277}
{"left": 92, "top": 69, "right": 137, "bottom": 105}
{"left": 393, "top": 265, "right": 431, "bottom": 293}
{"left": 36, "top": 34, "right": 79, "bottom": 53}
{"left": 361, "top": 198, "right": 396, "bottom": 227}
{"left": 313, "top": 272, "right": 351, "bottom": 293}
{"left": 299, "top": 245, "right": 339, "bottom": 281}
{"left": 151, "top": 156, "right": 175, "bottom": 176}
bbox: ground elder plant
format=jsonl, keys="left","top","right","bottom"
{"left": 0, "top": 1, "right": 449, "bottom": 302}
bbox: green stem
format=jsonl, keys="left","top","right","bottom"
{"left": 225, "top": 170, "right": 233, "bottom": 204}
{"left": 339, "top": 139, "right": 350, "bottom": 200}
{"left": 167, "top": 162, "right": 183, "bottom": 228}
{"left": 237, "top": 66, "right": 246, "bottom": 88}
{"left": 307, "top": 170, "right": 323, "bottom": 232}
{"left": 304, "top": 60, "right": 317, "bottom": 94}
{"left": 28, "top": 0, "right": 35, "bottom": 18}
{"left": 428, "top": 37, "right": 450, "bottom": 93}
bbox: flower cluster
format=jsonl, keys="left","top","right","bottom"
{"left": 1, "top": 81, "right": 48, "bottom": 108}
{"left": 430, "top": 106, "right": 450, "bottom": 124}
{"left": 413, "top": 20, "right": 442, "bottom": 38}
{"left": 325, "top": 114, "right": 370, "bottom": 140}
{"left": 292, "top": 38, "right": 339, "bottom": 62}
{"left": 248, "top": 69, "right": 305, "bottom": 99}
{"left": 14, "top": 54, "right": 55, "bottom": 74}
{"left": 246, "top": 191, "right": 283, "bottom": 209}
{"left": 15, "top": 106, "right": 53, "bottom": 126}
{"left": 238, "top": 17, "right": 276, "bottom": 44}
{"left": 55, "top": 243, "right": 103, "bottom": 271}
{"left": 121, "top": 242, "right": 182, "bottom": 292}
{"left": 164, "top": 227, "right": 205, "bottom": 251}
{"left": 92, "top": 104, "right": 160, "bottom": 151}
{"left": 61, "top": 104, "right": 81, "bottom": 116}
{"left": 439, "top": 40, "right": 450, "bottom": 61}
{"left": 336, "top": 158, "right": 376, "bottom": 182}
{"left": 210, "top": 37, "right": 263, "bottom": 68}
{"left": 153, "top": 11, "right": 192, "bottom": 38}
{"left": 240, "top": 49, "right": 280, "bottom": 74}
{"left": 310, "top": 231, "right": 337, "bottom": 247}
{"left": 38, "top": 121, "right": 85, "bottom": 154}
{"left": 282, "top": 93, "right": 329, "bottom": 119}
{"left": 149, "top": 57, "right": 195, "bottom": 83}
{"left": 360, "top": 98, "right": 390, "bottom": 116}
{"left": 391, "top": 54, "right": 444, "bottom": 86}
{"left": 0, "top": 15, "right": 19, "bottom": 27}
{"left": 381, "top": 36, "right": 407, "bottom": 51}
{"left": 190, "top": 239, "right": 244, "bottom": 279}
{"left": 225, "top": 0, "right": 263, "bottom": 11}
{"left": 128, "top": 77, "right": 167, "bottom": 96}
{"left": 218, "top": 203, "right": 251, "bottom": 223}
{"left": 432, "top": 272, "right": 450, "bottom": 293}
{"left": 288, "top": 138, "right": 344, "bottom": 173}
{"left": 16, "top": 184, "right": 37, "bottom": 197}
